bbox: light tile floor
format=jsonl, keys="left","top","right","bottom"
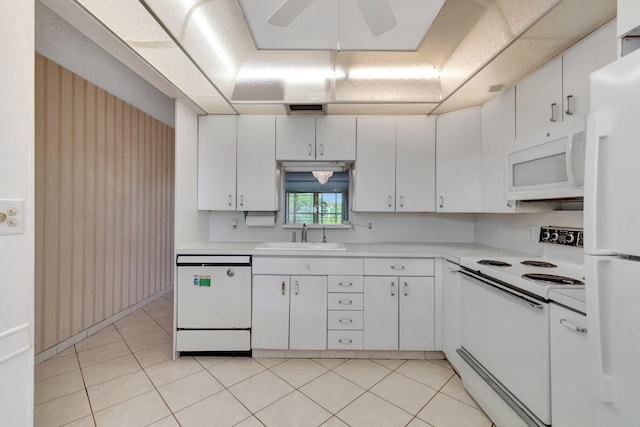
{"left": 34, "top": 292, "right": 496, "bottom": 427}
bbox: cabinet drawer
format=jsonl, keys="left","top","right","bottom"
{"left": 328, "top": 275, "right": 364, "bottom": 293}
{"left": 328, "top": 311, "right": 364, "bottom": 330}
{"left": 328, "top": 293, "right": 363, "bottom": 310}
{"left": 364, "top": 258, "right": 434, "bottom": 276}
{"left": 328, "top": 330, "right": 363, "bottom": 350}
{"left": 253, "top": 257, "right": 363, "bottom": 275}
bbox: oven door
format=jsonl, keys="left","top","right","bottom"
{"left": 459, "top": 269, "right": 551, "bottom": 425}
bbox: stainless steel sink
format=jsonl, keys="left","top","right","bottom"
{"left": 255, "top": 242, "right": 347, "bottom": 251}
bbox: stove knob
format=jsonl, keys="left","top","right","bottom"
{"left": 566, "top": 233, "right": 575, "bottom": 243}
{"left": 550, "top": 232, "right": 559, "bottom": 242}
{"left": 542, "top": 231, "right": 551, "bottom": 241}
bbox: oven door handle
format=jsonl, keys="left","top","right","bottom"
{"left": 459, "top": 270, "right": 544, "bottom": 311}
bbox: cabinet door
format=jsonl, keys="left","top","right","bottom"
{"left": 289, "top": 276, "right": 327, "bottom": 350}
{"left": 363, "top": 276, "right": 398, "bottom": 350}
{"left": 252, "top": 275, "right": 290, "bottom": 349}
{"left": 315, "top": 116, "right": 356, "bottom": 161}
{"left": 618, "top": 0, "right": 640, "bottom": 37}
{"left": 481, "top": 88, "right": 516, "bottom": 213}
{"left": 197, "top": 116, "right": 236, "bottom": 210}
{"left": 237, "top": 116, "right": 278, "bottom": 211}
{"left": 354, "top": 117, "right": 396, "bottom": 212}
{"left": 436, "top": 108, "right": 482, "bottom": 212}
{"left": 399, "top": 276, "right": 435, "bottom": 351}
{"left": 562, "top": 21, "right": 616, "bottom": 119}
{"left": 275, "top": 116, "right": 316, "bottom": 160}
{"left": 395, "top": 116, "right": 436, "bottom": 212}
{"left": 516, "top": 56, "right": 563, "bottom": 140}
{"left": 442, "top": 261, "right": 462, "bottom": 370}
{"left": 550, "top": 303, "right": 593, "bottom": 427}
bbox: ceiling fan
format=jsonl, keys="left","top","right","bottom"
{"left": 267, "top": 0, "right": 397, "bottom": 36}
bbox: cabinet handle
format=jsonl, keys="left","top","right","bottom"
{"left": 339, "top": 318, "right": 353, "bottom": 324}
{"left": 550, "top": 102, "right": 558, "bottom": 122}
{"left": 506, "top": 201, "right": 513, "bottom": 208}
{"left": 227, "top": 194, "right": 232, "bottom": 207}
{"left": 308, "top": 143, "right": 313, "bottom": 156}
{"left": 560, "top": 318, "right": 587, "bottom": 334}
{"left": 390, "top": 281, "right": 396, "bottom": 296}
{"left": 439, "top": 196, "right": 444, "bottom": 209}
{"left": 400, "top": 196, "right": 405, "bottom": 208}
{"left": 239, "top": 195, "right": 244, "bottom": 207}
{"left": 447, "top": 267, "right": 461, "bottom": 273}
{"left": 565, "top": 95, "right": 574, "bottom": 116}
{"left": 319, "top": 143, "right": 324, "bottom": 156}
{"left": 338, "top": 338, "right": 353, "bottom": 344}
{"left": 404, "top": 282, "right": 408, "bottom": 296}
{"left": 339, "top": 282, "right": 352, "bottom": 287}
{"left": 388, "top": 196, "right": 393, "bottom": 208}
{"left": 390, "top": 265, "right": 405, "bottom": 270}
{"left": 339, "top": 299, "right": 353, "bottom": 305}
{"left": 281, "top": 281, "right": 286, "bottom": 295}
{"left": 295, "top": 281, "right": 299, "bottom": 295}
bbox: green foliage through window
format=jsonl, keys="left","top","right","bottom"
{"left": 284, "top": 172, "right": 349, "bottom": 224}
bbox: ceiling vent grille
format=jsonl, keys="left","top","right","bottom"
{"left": 288, "top": 104, "right": 326, "bottom": 115}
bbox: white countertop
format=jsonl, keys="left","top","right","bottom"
{"left": 177, "top": 241, "right": 524, "bottom": 264}
{"left": 548, "top": 288, "right": 587, "bottom": 314}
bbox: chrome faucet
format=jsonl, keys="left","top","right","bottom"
{"left": 301, "top": 224, "right": 308, "bottom": 243}
{"left": 292, "top": 230, "right": 296, "bottom": 242}
{"left": 323, "top": 226, "right": 327, "bottom": 243}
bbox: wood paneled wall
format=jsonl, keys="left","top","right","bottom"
{"left": 34, "top": 54, "right": 175, "bottom": 353}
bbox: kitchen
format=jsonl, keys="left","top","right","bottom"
{"left": 2, "top": 0, "right": 640, "bottom": 426}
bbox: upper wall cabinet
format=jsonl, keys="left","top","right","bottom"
{"left": 354, "top": 116, "right": 435, "bottom": 212}
{"left": 618, "top": 0, "right": 640, "bottom": 37}
{"left": 481, "top": 88, "right": 516, "bottom": 213}
{"left": 516, "top": 21, "right": 616, "bottom": 141}
{"left": 276, "top": 116, "right": 356, "bottom": 161}
{"left": 198, "top": 115, "right": 278, "bottom": 211}
{"left": 198, "top": 116, "right": 237, "bottom": 211}
{"left": 436, "top": 108, "right": 482, "bottom": 213}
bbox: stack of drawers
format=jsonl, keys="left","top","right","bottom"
{"left": 327, "top": 275, "right": 364, "bottom": 349}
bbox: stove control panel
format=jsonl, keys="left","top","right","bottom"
{"left": 539, "top": 226, "right": 583, "bottom": 247}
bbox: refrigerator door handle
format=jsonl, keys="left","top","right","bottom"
{"left": 586, "top": 257, "right": 616, "bottom": 403}
{"left": 584, "top": 112, "right": 612, "bottom": 255}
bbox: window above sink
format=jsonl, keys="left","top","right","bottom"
{"left": 284, "top": 171, "right": 349, "bottom": 225}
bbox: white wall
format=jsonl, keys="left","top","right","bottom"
{"left": 0, "top": 2, "right": 35, "bottom": 425}
{"left": 474, "top": 211, "right": 584, "bottom": 256}
{"left": 35, "top": 1, "right": 175, "bottom": 127}
{"left": 175, "top": 100, "right": 210, "bottom": 248}
{"left": 209, "top": 211, "right": 475, "bottom": 243}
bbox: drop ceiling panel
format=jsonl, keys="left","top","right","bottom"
{"left": 327, "top": 103, "right": 437, "bottom": 115}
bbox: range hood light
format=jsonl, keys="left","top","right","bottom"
{"left": 312, "top": 171, "right": 334, "bottom": 185}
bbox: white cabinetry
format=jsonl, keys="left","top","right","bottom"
{"left": 481, "top": 88, "right": 516, "bottom": 213}
{"left": 198, "top": 115, "right": 278, "bottom": 211}
{"left": 442, "top": 261, "right": 462, "bottom": 370}
{"left": 252, "top": 275, "right": 290, "bottom": 349}
{"left": 276, "top": 116, "right": 356, "bottom": 161}
{"left": 290, "top": 276, "right": 327, "bottom": 350}
{"left": 618, "top": 0, "right": 640, "bottom": 37}
{"left": 237, "top": 116, "right": 278, "bottom": 211}
{"left": 436, "top": 108, "right": 482, "bottom": 212}
{"left": 354, "top": 116, "right": 435, "bottom": 212}
{"left": 550, "top": 303, "right": 592, "bottom": 427}
{"left": 516, "top": 21, "right": 616, "bottom": 140}
{"left": 197, "top": 116, "right": 236, "bottom": 210}
{"left": 327, "top": 275, "right": 364, "bottom": 350}
{"left": 363, "top": 258, "right": 435, "bottom": 351}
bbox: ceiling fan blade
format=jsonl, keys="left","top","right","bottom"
{"left": 267, "top": 0, "right": 315, "bottom": 27}
{"left": 357, "top": 0, "right": 397, "bottom": 36}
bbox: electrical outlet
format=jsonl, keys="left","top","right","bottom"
{"left": 367, "top": 221, "right": 373, "bottom": 230}
{"left": 527, "top": 226, "right": 536, "bottom": 242}
{"left": 0, "top": 199, "right": 24, "bottom": 235}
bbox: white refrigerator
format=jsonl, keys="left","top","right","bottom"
{"left": 585, "top": 47, "right": 640, "bottom": 426}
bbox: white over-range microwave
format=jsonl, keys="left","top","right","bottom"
{"left": 507, "top": 116, "right": 586, "bottom": 201}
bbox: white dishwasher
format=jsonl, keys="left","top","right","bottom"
{"left": 176, "top": 255, "right": 252, "bottom": 353}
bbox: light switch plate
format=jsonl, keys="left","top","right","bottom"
{"left": 0, "top": 199, "right": 25, "bottom": 235}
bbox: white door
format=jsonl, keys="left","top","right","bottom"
{"left": 275, "top": 116, "right": 315, "bottom": 160}
{"left": 585, "top": 256, "right": 640, "bottom": 427}
{"left": 587, "top": 50, "right": 640, "bottom": 257}
{"left": 1, "top": 3, "right": 34, "bottom": 426}
{"left": 515, "top": 56, "right": 563, "bottom": 139}
{"left": 399, "top": 276, "right": 435, "bottom": 351}
{"left": 354, "top": 117, "right": 396, "bottom": 212}
{"left": 315, "top": 116, "right": 356, "bottom": 161}
{"left": 363, "top": 276, "right": 398, "bottom": 350}
{"left": 252, "top": 275, "right": 290, "bottom": 349}
{"left": 197, "top": 116, "right": 236, "bottom": 210}
{"left": 395, "top": 116, "right": 436, "bottom": 212}
{"left": 442, "top": 262, "right": 462, "bottom": 369}
{"left": 289, "top": 276, "right": 327, "bottom": 350}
